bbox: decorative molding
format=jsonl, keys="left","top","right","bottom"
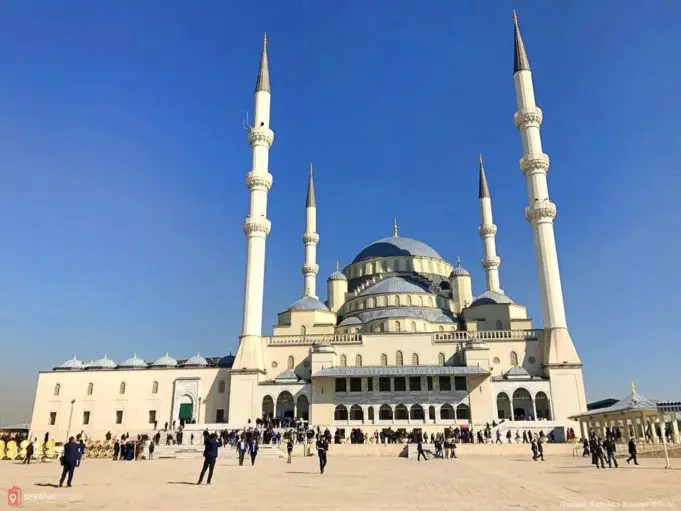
{"left": 514, "top": 107, "right": 543, "bottom": 130}
{"left": 243, "top": 216, "right": 272, "bottom": 236}
{"left": 481, "top": 257, "right": 501, "bottom": 270}
{"left": 302, "top": 233, "right": 320, "bottom": 245}
{"left": 265, "top": 334, "right": 363, "bottom": 346}
{"left": 519, "top": 153, "right": 550, "bottom": 174}
{"left": 248, "top": 128, "right": 274, "bottom": 147}
{"left": 246, "top": 172, "right": 273, "bottom": 191}
{"left": 433, "top": 329, "right": 541, "bottom": 343}
{"left": 524, "top": 201, "right": 557, "bottom": 223}
{"left": 302, "top": 263, "right": 319, "bottom": 275}
{"left": 478, "top": 224, "right": 497, "bottom": 237}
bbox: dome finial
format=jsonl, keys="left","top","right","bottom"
{"left": 393, "top": 218, "right": 399, "bottom": 237}
{"left": 631, "top": 380, "right": 636, "bottom": 393}
{"left": 336, "top": 260, "right": 340, "bottom": 271}
{"left": 457, "top": 256, "right": 462, "bottom": 267}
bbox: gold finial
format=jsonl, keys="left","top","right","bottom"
{"left": 336, "top": 260, "right": 340, "bottom": 272}
{"left": 513, "top": 10, "right": 518, "bottom": 24}
{"left": 392, "top": 218, "right": 399, "bottom": 237}
{"left": 631, "top": 381, "right": 636, "bottom": 393}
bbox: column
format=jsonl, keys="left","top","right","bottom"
{"left": 672, "top": 418, "right": 679, "bottom": 444}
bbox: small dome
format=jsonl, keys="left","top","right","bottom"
{"left": 359, "top": 276, "right": 430, "bottom": 296}
{"left": 184, "top": 353, "right": 208, "bottom": 367}
{"left": 470, "top": 290, "right": 514, "bottom": 307}
{"left": 352, "top": 236, "right": 442, "bottom": 264}
{"left": 152, "top": 353, "right": 178, "bottom": 367}
{"left": 55, "top": 356, "right": 84, "bottom": 371}
{"left": 288, "top": 296, "right": 330, "bottom": 312}
{"left": 339, "top": 316, "right": 362, "bottom": 326}
{"left": 218, "top": 355, "right": 235, "bottom": 368}
{"left": 119, "top": 354, "right": 147, "bottom": 369}
{"left": 328, "top": 270, "right": 347, "bottom": 281}
{"left": 89, "top": 355, "right": 117, "bottom": 369}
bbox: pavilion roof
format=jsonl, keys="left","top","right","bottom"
{"left": 570, "top": 388, "right": 658, "bottom": 420}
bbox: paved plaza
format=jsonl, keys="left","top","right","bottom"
{"left": 2, "top": 454, "right": 680, "bottom": 510}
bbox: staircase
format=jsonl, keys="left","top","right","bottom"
{"left": 153, "top": 443, "right": 284, "bottom": 460}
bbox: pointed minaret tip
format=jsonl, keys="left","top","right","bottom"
{"left": 479, "top": 154, "right": 490, "bottom": 199}
{"left": 392, "top": 218, "right": 399, "bottom": 237}
{"left": 513, "top": 11, "right": 531, "bottom": 74}
{"left": 306, "top": 162, "right": 316, "bottom": 207}
{"left": 255, "top": 33, "right": 271, "bottom": 93}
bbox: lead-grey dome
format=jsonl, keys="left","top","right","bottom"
{"left": 288, "top": 296, "right": 330, "bottom": 312}
{"left": 89, "top": 355, "right": 117, "bottom": 369}
{"left": 152, "top": 353, "right": 178, "bottom": 367}
{"left": 470, "top": 290, "right": 514, "bottom": 306}
{"left": 360, "top": 277, "right": 430, "bottom": 296}
{"left": 184, "top": 353, "right": 208, "bottom": 367}
{"left": 55, "top": 356, "right": 84, "bottom": 371}
{"left": 328, "top": 270, "right": 347, "bottom": 281}
{"left": 119, "top": 354, "right": 147, "bottom": 369}
{"left": 352, "top": 236, "right": 442, "bottom": 264}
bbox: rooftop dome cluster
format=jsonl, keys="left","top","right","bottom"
{"left": 53, "top": 352, "right": 234, "bottom": 371}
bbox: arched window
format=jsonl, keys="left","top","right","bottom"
{"left": 406, "top": 295, "right": 412, "bottom": 306}
{"left": 495, "top": 320, "right": 503, "bottom": 330}
{"left": 411, "top": 353, "right": 419, "bottom": 365}
{"left": 380, "top": 353, "right": 388, "bottom": 366}
{"left": 340, "top": 354, "right": 347, "bottom": 367}
{"left": 87, "top": 382, "right": 93, "bottom": 396}
{"left": 119, "top": 382, "right": 126, "bottom": 395}
{"left": 438, "top": 326, "right": 444, "bottom": 332}
{"left": 438, "top": 353, "right": 446, "bottom": 366}
{"left": 334, "top": 405, "right": 348, "bottom": 421}
{"left": 395, "top": 321, "right": 401, "bottom": 333}
{"left": 287, "top": 356, "right": 295, "bottom": 370}
{"left": 355, "top": 354, "right": 363, "bottom": 367}
{"left": 152, "top": 381, "right": 159, "bottom": 394}
{"left": 54, "top": 383, "right": 61, "bottom": 397}
{"left": 301, "top": 325, "right": 307, "bottom": 336}
{"left": 396, "top": 350, "right": 404, "bottom": 366}
{"left": 510, "top": 351, "right": 519, "bottom": 367}
{"left": 218, "top": 380, "right": 225, "bottom": 393}
{"left": 375, "top": 260, "right": 382, "bottom": 273}
{"left": 419, "top": 296, "right": 424, "bottom": 306}
{"left": 367, "top": 297, "right": 375, "bottom": 308}
{"left": 395, "top": 296, "right": 401, "bottom": 307}
{"left": 410, "top": 321, "right": 417, "bottom": 332}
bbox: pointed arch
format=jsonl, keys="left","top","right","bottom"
{"left": 340, "top": 354, "right": 347, "bottom": 367}
{"left": 87, "top": 382, "right": 93, "bottom": 396}
{"left": 395, "top": 321, "right": 401, "bottom": 333}
{"left": 119, "top": 382, "right": 126, "bottom": 395}
{"left": 395, "top": 350, "right": 404, "bottom": 366}
{"left": 411, "top": 353, "right": 420, "bottom": 365}
{"left": 287, "top": 355, "right": 295, "bottom": 370}
{"left": 355, "top": 354, "right": 363, "bottom": 367}
{"left": 54, "top": 383, "right": 61, "bottom": 397}
{"left": 152, "top": 381, "right": 159, "bottom": 394}
{"left": 380, "top": 353, "right": 388, "bottom": 366}
{"left": 438, "top": 352, "right": 446, "bottom": 366}
{"left": 510, "top": 351, "right": 519, "bottom": 367}
{"left": 410, "top": 321, "right": 417, "bottom": 332}
{"left": 406, "top": 295, "right": 412, "bottom": 306}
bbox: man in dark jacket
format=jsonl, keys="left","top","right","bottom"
{"left": 197, "top": 433, "right": 219, "bottom": 485}
{"left": 59, "top": 437, "right": 80, "bottom": 487}
{"left": 626, "top": 438, "right": 639, "bottom": 465}
{"left": 416, "top": 438, "right": 428, "bottom": 461}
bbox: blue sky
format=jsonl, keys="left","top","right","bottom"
{"left": 1, "top": 1, "right": 680, "bottom": 424}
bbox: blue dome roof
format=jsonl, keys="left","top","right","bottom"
{"left": 288, "top": 296, "right": 330, "bottom": 312}
{"left": 470, "top": 290, "right": 514, "bottom": 306}
{"left": 218, "top": 355, "right": 235, "bottom": 368}
{"left": 352, "top": 236, "right": 442, "bottom": 264}
{"left": 360, "top": 277, "right": 430, "bottom": 296}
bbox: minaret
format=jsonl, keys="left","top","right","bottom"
{"left": 233, "top": 34, "right": 274, "bottom": 374}
{"left": 478, "top": 154, "right": 502, "bottom": 293}
{"left": 512, "top": 13, "right": 585, "bottom": 418}
{"left": 302, "top": 163, "right": 320, "bottom": 298}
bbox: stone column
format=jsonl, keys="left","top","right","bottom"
{"left": 672, "top": 418, "right": 679, "bottom": 444}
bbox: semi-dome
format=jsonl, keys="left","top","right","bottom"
{"left": 470, "top": 290, "right": 514, "bottom": 306}
{"left": 287, "top": 296, "right": 330, "bottom": 312}
{"left": 356, "top": 306, "right": 455, "bottom": 324}
{"left": 339, "top": 316, "right": 362, "bottom": 326}
{"left": 184, "top": 353, "right": 208, "bottom": 367}
{"left": 55, "top": 356, "right": 84, "bottom": 371}
{"left": 352, "top": 236, "right": 442, "bottom": 264}
{"left": 119, "top": 354, "right": 147, "bottom": 369}
{"left": 360, "top": 276, "right": 430, "bottom": 296}
{"left": 89, "top": 355, "right": 117, "bottom": 369}
{"left": 152, "top": 353, "right": 178, "bottom": 367}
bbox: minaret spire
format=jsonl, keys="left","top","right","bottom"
{"left": 512, "top": 13, "right": 585, "bottom": 418}
{"left": 255, "top": 33, "right": 270, "bottom": 92}
{"left": 392, "top": 218, "right": 399, "bottom": 237}
{"left": 477, "top": 154, "right": 501, "bottom": 292}
{"left": 513, "top": 11, "right": 530, "bottom": 73}
{"left": 302, "top": 163, "right": 320, "bottom": 297}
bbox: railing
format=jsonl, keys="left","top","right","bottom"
{"left": 265, "top": 334, "right": 363, "bottom": 346}
{"left": 433, "top": 329, "right": 541, "bottom": 343}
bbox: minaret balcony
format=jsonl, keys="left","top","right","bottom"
{"left": 246, "top": 171, "right": 273, "bottom": 192}
{"left": 481, "top": 256, "right": 501, "bottom": 270}
{"left": 514, "top": 107, "right": 543, "bottom": 130}
{"left": 302, "top": 233, "right": 320, "bottom": 245}
{"left": 243, "top": 216, "right": 272, "bottom": 236}
{"left": 524, "top": 200, "right": 557, "bottom": 223}
{"left": 302, "top": 263, "right": 319, "bottom": 275}
{"left": 519, "top": 153, "right": 550, "bottom": 175}
{"left": 248, "top": 127, "right": 274, "bottom": 147}
{"left": 478, "top": 224, "right": 497, "bottom": 237}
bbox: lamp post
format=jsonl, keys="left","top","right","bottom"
{"left": 66, "top": 399, "right": 76, "bottom": 440}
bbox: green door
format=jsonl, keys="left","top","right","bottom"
{"left": 179, "top": 403, "right": 193, "bottom": 422}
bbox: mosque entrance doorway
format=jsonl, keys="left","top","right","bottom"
{"left": 179, "top": 401, "right": 193, "bottom": 425}
{"left": 276, "top": 391, "right": 295, "bottom": 419}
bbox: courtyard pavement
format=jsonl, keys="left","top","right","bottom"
{"left": 1, "top": 454, "right": 680, "bottom": 510}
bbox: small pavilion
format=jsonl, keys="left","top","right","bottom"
{"left": 570, "top": 383, "right": 680, "bottom": 444}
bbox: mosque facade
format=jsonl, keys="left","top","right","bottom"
{"left": 29, "top": 15, "right": 588, "bottom": 441}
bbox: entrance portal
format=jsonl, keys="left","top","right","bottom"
{"left": 179, "top": 403, "right": 193, "bottom": 422}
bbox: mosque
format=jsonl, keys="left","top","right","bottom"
{"left": 29, "top": 15, "right": 588, "bottom": 442}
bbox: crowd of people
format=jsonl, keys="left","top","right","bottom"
{"left": 581, "top": 427, "right": 639, "bottom": 469}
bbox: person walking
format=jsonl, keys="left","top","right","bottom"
{"left": 416, "top": 438, "right": 428, "bottom": 461}
{"left": 59, "top": 437, "right": 80, "bottom": 487}
{"left": 495, "top": 429, "right": 502, "bottom": 444}
{"left": 605, "top": 437, "right": 618, "bottom": 468}
{"left": 76, "top": 439, "right": 86, "bottom": 467}
{"left": 197, "top": 433, "right": 219, "bottom": 485}
{"left": 286, "top": 438, "right": 294, "bottom": 464}
{"left": 626, "top": 437, "right": 639, "bottom": 465}
{"left": 536, "top": 437, "right": 545, "bottom": 461}
{"left": 237, "top": 437, "right": 248, "bottom": 466}
{"left": 23, "top": 441, "right": 34, "bottom": 464}
{"left": 531, "top": 438, "right": 539, "bottom": 461}
{"left": 316, "top": 435, "right": 329, "bottom": 474}
{"left": 249, "top": 438, "right": 259, "bottom": 466}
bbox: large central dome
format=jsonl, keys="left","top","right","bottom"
{"left": 352, "top": 236, "right": 442, "bottom": 264}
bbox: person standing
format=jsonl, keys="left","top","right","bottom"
{"left": 416, "top": 438, "right": 428, "bottom": 461}
{"left": 286, "top": 438, "right": 294, "bottom": 464}
{"left": 197, "top": 433, "right": 219, "bottom": 485}
{"left": 113, "top": 440, "right": 120, "bottom": 461}
{"left": 249, "top": 438, "right": 259, "bottom": 466}
{"left": 531, "top": 438, "right": 539, "bottom": 461}
{"left": 536, "top": 437, "right": 545, "bottom": 461}
{"left": 506, "top": 430, "right": 512, "bottom": 444}
{"left": 76, "top": 439, "right": 86, "bottom": 467}
{"left": 59, "top": 437, "right": 80, "bottom": 487}
{"left": 626, "top": 437, "right": 639, "bottom": 465}
{"left": 148, "top": 440, "right": 155, "bottom": 460}
{"left": 605, "top": 437, "right": 618, "bottom": 468}
{"left": 23, "top": 441, "right": 34, "bottom": 464}
{"left": 237, "top": 437, "right": 248, "bottom": 466}
{"left": 316, "top": 435, "right": 329, "bottom": 474}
